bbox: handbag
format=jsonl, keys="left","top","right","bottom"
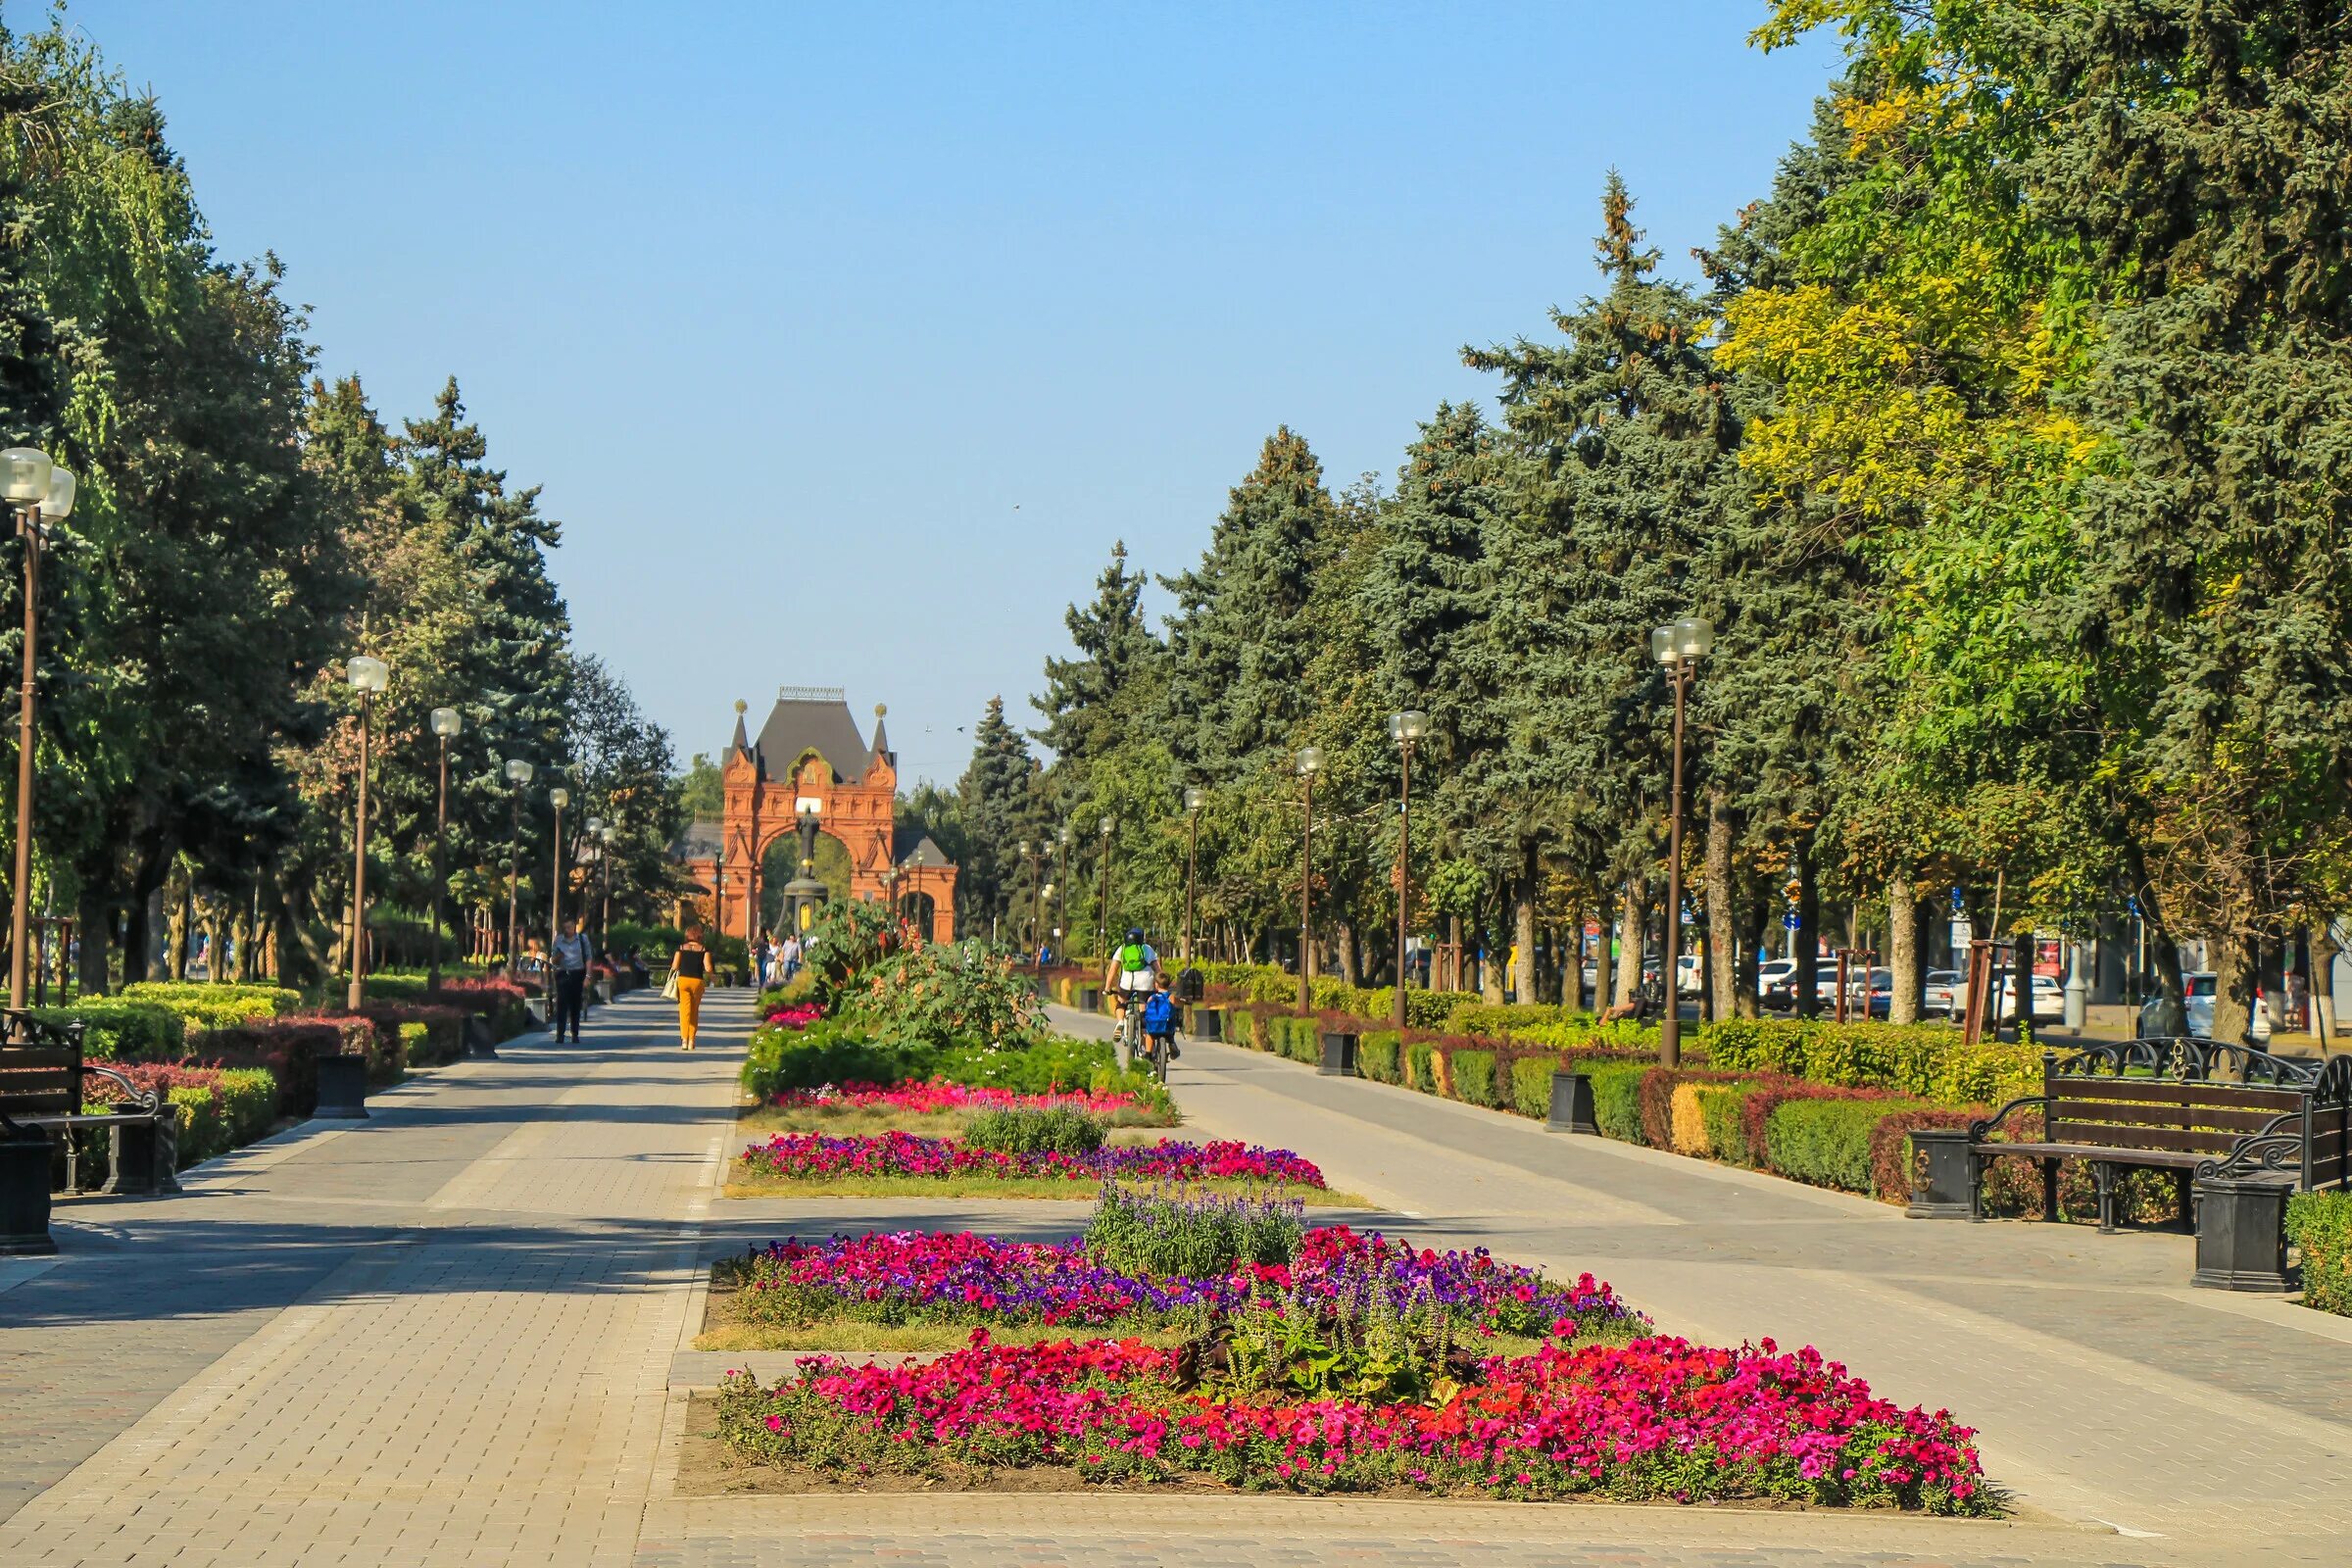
{"left": 662, "top": 969, "right": 680, "bottom": 1002}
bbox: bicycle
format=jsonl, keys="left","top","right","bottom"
{"left": 1110, "top": 982, "right": 1152, "bottom": 1070}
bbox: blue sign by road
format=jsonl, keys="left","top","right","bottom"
{"left": 1784, "top": 911, "right": 1801, "bottom": 930}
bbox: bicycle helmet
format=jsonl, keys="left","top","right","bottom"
{"left": 1127, "top": 927, "right": 1145, "bottom": 941}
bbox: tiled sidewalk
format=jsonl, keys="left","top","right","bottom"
{"left": 8, "top": 984, "right": 2334, "bottom": 1566}
{"left": 0, "top": 986, "right": 750, "bottom": 1567}
{"left": 1035, "top": 1004, "right": 2352, "bottom": 1567}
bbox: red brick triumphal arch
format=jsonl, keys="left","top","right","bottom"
{"left": 682, "top": 686, "right": 957, "bottom": 945}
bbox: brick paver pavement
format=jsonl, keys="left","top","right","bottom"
{"left": 1021, "top": 1004, "right": 2352, "bottom": 1568}
{"left": 7, "top": 983, "right": 2339, "bottom": 1566}
{"left": 0, "top": 985, "right": 750, "bottom": 1566}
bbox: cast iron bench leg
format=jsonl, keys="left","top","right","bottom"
{"left": 2095, "top": 1162, "right": 2118, "bottom": 1235}
{"left": 2041, "top": 1158, "right": 2059, "bottom": 1222}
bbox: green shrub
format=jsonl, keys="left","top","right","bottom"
{"left": 1701, "top": 1017, "right": 2038, "bottom": 1105}
{"left": 2287, "top": 1191, "right": 2352, "bottom": 1316}
{"left": 167, "top": 1085, "right": 229, "bottom": 1163}
{"left": 31, "top": 1002, "right": 188, "bottom": 1061}
{"left": 1508, "top": 1055, "right": 1558, "bottom": 1119}
{"left": 1358, "top": 1030, "right": 1401, "bottom": 1084}
{"left": 963, "top": 1105, "right": 1107, "bottom": 1155}
{"left": 1447, "top": 1048, "right": 1498, "bottom": 1108}
{"left": 1267, "top": 1014, "right": 1321, "bottom": 1064}
{"left": 1085, "top": 1183, "right": 1301, "bottom": 1277}
{"left": 121, "top": 981, "right": 303, "bottom": 1019}
{"left": 739, "top": 1019, "right": 1169, "bottom": 1112}
{"left": 1446, "top": 1003, "right": 1591, "bottom": 1039}
{"left": 1507, "top": 1018, "right": 1663, "bottom": 1054}
{"left": 1697, "top": 1085, "right": 1755, "bottom": 1165}
{"left": 1764, "top": 1097, "right": 1927, "bottom": 1194}
{"left": 1586, "top": 1062, "right": 1650, "bottom": 1144}
{"left": 216, "top": 1067, "right": 279, "bottom": 1147}
{"left": 1405, "top": 1040, "right": 1439, "bottom": 1095}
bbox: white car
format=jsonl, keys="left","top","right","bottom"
{"left": 1922, "top": 969, "right": 1963, "bottom": 1017}
{"left": 1676, "top": 955, "right": 1702, "bottom": 995}
{"left": 2136, "top": 972, "right": 2271, "bottom": 1041}
{"left": 1988, "top": 974, "right": 2065, "bottom": 1023}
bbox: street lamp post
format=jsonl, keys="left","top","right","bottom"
{"left": 1649, "top": 615, "right": 1712, "bottom": 1068}
{"left": 1055, "top": 825, "right": 1071, "bottom": 958}
{"left": 427, "top": 707, "right": 462, "bottom": 993}
{"left": 1096, "top": 815, "right": 1114, "bottom": 956}
{"left": 343, "top": 656, "right": 389, "bottom": 1010}
{"left": 1296, "top": 746, "right": 1323, "bottom": 1011}
{"left": 1387, "top": 710, "right": 1428, "bottom": 1030}
{"left": 1183, "top": 787, "right": 1205, "bottom": 966}
{"left": 4, "top": 449, "right": 72, "bottom": 1021}
{"left": 598, "top": 822, "right": 617, "bottom": 945}
{"left": 548, "top": 787, "right": 568, "bottom": 955}
{"left": 1018, "top": 839, "right": 1038, "bottom": 962}
{"left": 585, "top": 815, "right": 604, "bottom": 947}
{"left": 503, "top": 758, "right": 533, "bottom": 977}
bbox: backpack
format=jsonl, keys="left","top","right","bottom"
{"left": 1142, "top": 992, "right": 1174, "bottom": 1032}
{"left": 1118, "top": 940, "right": 1151, "bottom": 971}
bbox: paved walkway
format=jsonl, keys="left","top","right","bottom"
{"left": 5, "top": 987, "right": 2339, "bottom": 1565}
{"left": 1037, "top": 1005, "right": 2352, "bottom": 1567}
{"left": 0, "top": 986, "right": 750, "bottom": 1566}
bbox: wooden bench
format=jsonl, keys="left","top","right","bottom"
{"left": 1916, "top": 1041, "right": 2348, "bottom": 1232}
{"left": 0, "top": 1012, "right": 178, "bottom": 1196}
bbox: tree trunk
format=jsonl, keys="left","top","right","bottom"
{"left": 1512, "top": 846, "right": 1538, "bottom": 1004}
{"left": 1337, "top": 922, "right": 1358, "bottom": 987}
{"left": 2315, "top": 920, "right": 2342, "bottom": 1046}
{"left": 1793, "top": 839, "right": 1821, "bottom": 1019}
{"left": 1737, "top": 890, "right": 1763, "bottom": 1018}
{"left": 1705, "top": 787, "right": 1737, "bottom": 1023}
{"left": 75, "top": 883, "right": 111, "bottom": 996}
{"left": 2211, "top": 932, "right": 2259, "bottom": 1047}
{"left": 1887, "top": 871, "right": 1921, "bottom": 1024}
{"left": 1608, "top": 879, "right": 1646, "bottom": 1010}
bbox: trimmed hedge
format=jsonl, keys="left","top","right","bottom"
{"left": 1509, "top": 1055, "right": 1556, "bottom": 1119}
{"left": 1586, "top": 1061, "right": 1650, "bottom": 1144}
{"left": 85, "top": 1060, "right": 279, "bottom": 1167}
{"left": 740, "top": 1018, "right": 1171, "bottom": 1112}
{"left": 2287, "top": 1191, "right": 2352, "bottom": 1316}
{"left": 1700, "top": 1017, "right": 2038, "bottom": 1105}
{"left": 1359, "top": 1030, "right": 1401, "bottom": 1084}
{"left": 1406, "top": 1040, "right": 1439, "bottom": 1095}
{"left": 30, "top": 1002, "right": 187, "bottom": 1061}
{"left": 1764, "top": 1097, "right": 1928, "bottom": 1195}
{"left": 1448, "top": 1049, "right": 1498, "bottom": 1109}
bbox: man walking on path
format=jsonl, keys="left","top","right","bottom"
{"left": 551, "top": 916, "right": 593, "bottom": 1043}
{"left": 778, "top": 931, "right": 803, "bottom": 985}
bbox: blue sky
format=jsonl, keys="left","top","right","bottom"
{"left": 55, "top": 1, "right": 1841, "bottom": 784}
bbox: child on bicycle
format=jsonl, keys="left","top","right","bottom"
{"left": 1141, "top": 973, "right": 1179, "bottom": 1063}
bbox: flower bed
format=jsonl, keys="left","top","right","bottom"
{"left": 716, "top": 1329, "right": 1986, "bottom": 1512}
{"left": 730, "top": 1222, "right": 1634, "bottom": 1341}
{"left": 770, "top": 1080, "right": 1152, "bottom": 1117}
{"left": 765, "top": 1003, "right": 825, "bottom": 1030}
{"left": 737, "top": 1130, "right": 1324, "bottom": 1188}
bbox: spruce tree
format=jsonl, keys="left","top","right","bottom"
{"left": 954, "top": 696, "right": 1038, "bottom": 929}
{"left": 1034, "top": 540, "right": 1159, "bottom": 769}
{"left": 1160, "top": 427, "right": 1336, "bottom": 781}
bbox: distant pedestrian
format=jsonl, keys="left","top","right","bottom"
{"left": 671, "top": 925, "right": 710, "bottom": 1050}
{"left": 778, "top": 932, "right": 803, "bottom": 985}
{"left": 551, "top": 917, "right": 592, "bottom": 1043}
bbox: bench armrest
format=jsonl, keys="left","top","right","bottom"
{"left": 2197, "top": 1109, "right": 2309, "bottom": 1182}
{"left": 1969, "top": 1094, "right": 2050, "bottom": 1144}
{"left": 79, "top": 1062, "right": 165, "bottom": 1118}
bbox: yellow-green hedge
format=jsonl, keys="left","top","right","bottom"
{"left": 1698, "top": 1017, "right": 2039, "bottom": 1105}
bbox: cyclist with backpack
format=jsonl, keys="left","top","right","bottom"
{"left": 1104, "top": 927, "right": 1158, "bottom": 1063}
{"left": 1140, "top": 974, "right": 1180, "bottom": 1078}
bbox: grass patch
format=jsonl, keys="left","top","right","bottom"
{"left": 719, "top": 1173, "right": 1369, "bottom": 1205}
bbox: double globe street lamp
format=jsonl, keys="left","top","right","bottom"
{"left": 1649, "top": 615, "right": 1712, "bottom": 1067}
{"left": 3, "top": 448, "right": 74, "bottom": 1019}
{"left": 428, "top": 707, "right": 463, "bottom": 991}
{"left": 1182, "top": 787, "right": 1205, "bottom": 967}
{"left": 502, "top": 758, "right": 534, "bottom": 977}
{"left": 1295, "top": 746, "right": 1322, "bottom": 1011}
{"left": 1387, "top": 710, "right": 1428, "bottom": 1029}
{"left": 1095, "top": 815, "right": 1114, "bottom": 956}
{"left": 343, "top": 655, "right": 389, "bottom": 1010}
{"left": 548, "top": 785, "right": 569, "bottom": 954}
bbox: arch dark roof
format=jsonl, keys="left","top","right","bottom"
{"left": 748, "top": 689, "right": 877, "bottom": 784}
{"left": 894, "top": 829, "right": 953, "bottom": 868}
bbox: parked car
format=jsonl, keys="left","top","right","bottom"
{"left": 1755, "top": 958, "right": 1797, "bottom": 997}
{"left": 1988, "top": 974, "right": 2066, "bottom": 1023}
{"left": 2135, "top": 972, "right": 2271, "bottom": 1041}
{"left": 1922, "top": 969, "right": 1964, "bottom": 1018}
{"left": 1676, "top": 955, "right": 1702, "bottom": 995}
{"left": 1763, "top": 963, "right": 1855, "bottom": 1012}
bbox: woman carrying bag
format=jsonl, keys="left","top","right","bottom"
{"left": 669, "top": 926, "right": 711, "bottom": 1050}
